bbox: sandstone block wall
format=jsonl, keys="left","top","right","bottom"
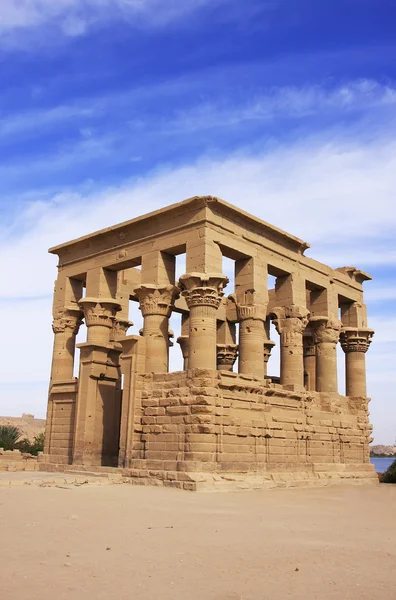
{"left": 0, "top": 449, "right": 40, "bottom": 472}
{"left": 123, "top": 369, "right": 375, "bottom": 490}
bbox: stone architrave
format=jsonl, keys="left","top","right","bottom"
{"left": 236, "top": 303, "right": 267, "bottom": 379}
{"left": 271, "top": 306, "right": 309, "bottom": 389}
{"left": 135, "top": 284, "right": 179, "bottom": 373}
{"left": 340, "top": 328, "right": 374, "bottom": 397}
{"left": 51, "top": 307, "right": 83, "bottom": 381}
{"left": 311, "top": 317, "right": 342, "bottom": 393}
{"left": 216, "top": 344, "right": 238, "bottom": 371}
{"left": 179, "top": 273, "right": 228, "bottom": 370}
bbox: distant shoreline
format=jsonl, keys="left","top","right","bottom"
{"left": 370, "top": 454, "right": 396, "bottom": 459}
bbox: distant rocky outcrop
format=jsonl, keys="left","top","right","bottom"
{"left": 0, "top": 415, "right": 45, "bottom": 442}
{"left": 370, "top": 445, "right": 396, "bottom": 457}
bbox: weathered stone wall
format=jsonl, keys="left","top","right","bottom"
{"left": 125, "top": 369, "right": 375, "bottom": 490}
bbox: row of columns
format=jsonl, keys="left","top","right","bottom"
{"left": 133, "top": 273, "right": 373, "bottom": 397}
{"left": 51, "top": 273, "right": 373, "bottom": 398}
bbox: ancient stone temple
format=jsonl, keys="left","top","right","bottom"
{"left": 41, "top": 196, "right": 377, "bottom": 489}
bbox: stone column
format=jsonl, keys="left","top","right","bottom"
{"left": 118, "top": 335, "right": 141, "bottom": 468}
{"left": 311, "top": 317, "right": 341, "bottom": 393}
{"left": 237, "top": 305, "right": 266, "bottom": 379}
{"left": 216, "top": 344, "right": 238, "bottom": 371}
{"left": 303, "top": 334, "right": 316, "bottom": 391}
{"left": 51, "top": 308, "right": 83, "bottom": 381}
{"left": 179, "top": 273, "right": 228, "bottom": 370}
{"left": 271, "top": 306, "right": 309, "bottom": 389}
{"left": 263, "top": 340, "right": 275, "bottom": 377}
{"left": 45, "top": 307, "right": 83, "bottom": 460}
{"left": 340, "top": 328, "right": 374, "bottom": 397}
{"left": 135, "top": 284, "right": 179, "bottom": 373}
{"left": 74, "top": 297, "right": 122, "bottom": 466}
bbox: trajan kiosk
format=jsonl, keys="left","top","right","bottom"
{"left": 41, "top": 196, "right": 377, "bottom": 490}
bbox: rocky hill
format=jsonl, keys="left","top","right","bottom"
{"left": 370, "top": 445, "right": 396, "bottom": 456}
{"left": 0, "top": 414, "right": 45, "bottom": 442}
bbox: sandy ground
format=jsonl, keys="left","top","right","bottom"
{"left": 0, "top": 478, "right": 395, "bottom": 600}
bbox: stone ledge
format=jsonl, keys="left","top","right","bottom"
{"left": 123, "top": 469, "right": 378, "bottom": 491}
{"left": 37, "top": 462, "right": 378, "bottom": 491}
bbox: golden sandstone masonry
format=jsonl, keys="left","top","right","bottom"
{"left": 40, "top": 196, "right": 377, "bottom": 490}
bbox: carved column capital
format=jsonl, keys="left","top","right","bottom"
{"left": 179, "top": 273, "right": 228, "bottom": 309}
{"left": 52, "top": 307, "right": 83, "bottom": 335}
{"left": 134, "top": 284, "right": 179, "bottom": 317}
{"left": 311, "top": 316, "right": 342, "bottom": 345}
{"left": 263, "top": 340, "right": 276, "bottom": 363}
{"left": 340, "top": 328, "right": 374, "bottom": 353}
{"left": 271, "top": 306, "right": 309, "bottom": 338}
{"left": 303, "top": 335, "right": 316, "bottom": 357}
{"left": 168, "top": 329, "right": 174, "bottom": 348}
{"left": 79, "top": 298, "right": 121, "bottom": 329}
{"left": 111, "top": 319, "right": 133, "bottom": 341}
{"left": 236, "top": 303, "right": 267, "bottom": 321}
{"left": 177, "top": 335, "right": 189, "bottom": 358}
{"left": 216, "top": 344, "right": 238, "bottom": 368}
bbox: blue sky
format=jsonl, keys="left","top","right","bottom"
{"left": 0, "top": 0, "right": 395, "bottom": 444}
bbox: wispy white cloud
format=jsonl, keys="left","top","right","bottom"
{"left": 165, "top": 80, "right": 396, "bottom": 133}
{"left": 3, "top": 78, "right": 395, "bottom": 139}
{"left": 2, "top": 78, "right": 396, "bottom": 193}
{"left": 0, "top": 0, "right": 235, "bottom": 38}
{"left": 0, "top": 104, "right": 96, "bottom": 137}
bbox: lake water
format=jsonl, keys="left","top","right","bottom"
{"left": 370, "top": 457, "right": 395, "bottom": 473}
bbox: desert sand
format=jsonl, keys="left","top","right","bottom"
{"left": 0, "top": 478, "right": 395, "bottom": 600}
